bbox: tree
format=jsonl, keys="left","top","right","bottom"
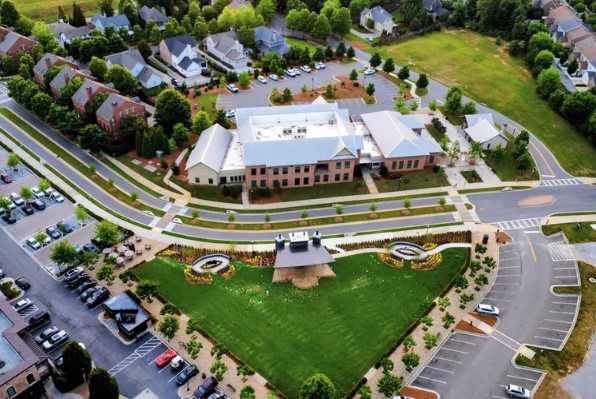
{"left": 59, "top": 76, "right": 84, "bottom": 106}
{"left": 157, "top": 315, "right": 179, "bottom": 341}
{"left": 89, "top": 368, "right": 119, "bottom": 399}
{"left": 567, "top": 59, "right": 579, "bottom": 75}
{"left": 210, "top": 359, "right": 228, "bottom": 381}
{"left": 445, "top": 86, "right": 463, "bottom": 114}
{"left": 97, "top": 264, "right": 115, "bottom": 285}
{"left": 50, "top": 240, "right": 80, "bottom": 271}
{"left": 330, "top": 7, "right": 351, "bottom": 39}
{"left": 80, "top": 125, "right": 109, "bottom": 152}
{"left": 561, "top": 91, "right": 596, "bottom": 127}
{"left": 380, "top": 358, "right": 394, "bottom": 374}
{"left": 358, "top": 385, "right": 372, "bottom": 399}
{"left": 423, "top": 332, "right": 439, "bottom": 349}
{"left": 71, "top": 3, "right": 87, "bottom": 27}
{"left": 335, "top": 41, "right": 346, "bottom": 58}
{"left": 461, "top": 101, "right": 478, "bottom": 115}
{"left": 238, "top": 71, "right": 251, "bottom": 89}
{"left": 469, "top": 141, "right": 484, "bottom": 163}
{"left": 62, "top": 341, "right": 92, "bottom": 385}
{"left": 105, "top": 65, "right": 137, "bottom": 96}
{"left": 120, "top": 115, "right": 146, "bottom": 141}
{"left": 186, "top": 340, "right": 203, "bottom": 359}
{"left": 94, "top": 220, "right": 120, "bottom": 247}
{"left": 533, "top": 50, "right": 555, "bottom": 76}
{"left": 88, "top": 56, "right": 108, "bottom": 81}
{"left": 0, "top": 196, "right": 11, "bottom": 214}
{"left": 526, "top": 32, "right": 553, "bottom": 65}
{"left": 491, "top": 143, "right": 505, "bottom": 159}
{"left": 403, "top": 335, "right": 416, "bottom": 349}
{"left": 349, "top": 69, "right": 358, "bottom": 81}
{"left": 397, "top": 66, "right": 410, "bottom": 80}
{"left": 536, "top": 67, "right": 561, "bottom": 99}
{"left": 311, "top": 14, "right": 331, "bottom": 40}
{"left": 6, "top": 153, "right": 19, "bottom": 170}
{"left": 376, "top": 373, "right": 402, "bottom": 397}
{"left": 401, "top": 352, "right": 420, "bottom": 371}
{"left": 428, "top": 99, "right": 438, "bottom": 111}
{"left": 516, "top": 152, "right": 533, "bottom": 171}
{"left": 299, "top": 374, "right": 335, "bottom": 399}
{"left": 416, "top": 73, "right": 429, "bottom": 89}
{"left": 447, "top": 140, "right": 461, "bottom": 166}
{"left": 154, "top": 89, "right": 192, "bottom": 134}
{"left": 256, "top": 0, "right": 276, "bottom": 21}
{"left": 349, "top": 0, "right": 370, "bottom": 18}
{"left": 214, "top": 109, "right": 231, "bottom": 129}
{"left": 99, "top": 0, "right": 114, "bottom": 17}
{"left": 325, "top": 44, "right": 334, "bottom": 60}
{"left": 32, "top": 21, "right": 58, "bottom": 51}
{"left": 240, "top": 385, "right": 256, "bottom": 399}
{"left": 38, "top": 178, "right": 51, "bottom": 192}
{"left": 35, "top": 230, "right": 48, "bottom": 246}
{"left": 79, "top": 250, "right": 99, "bottom": 269}
{"left": 172, "top": 123, "right": 189, "bottom": 144}
{"left": 365, "top": 83, "right": 375, "bottom": 96}
{"left": 31, "top": 92, "right": 54, "bottom": 119}
{"left": 0, "top": 1, "right": 20, "bottom": 27}
{"left": 382, "top": 58, "right": 395, "bottom": 74}
{"left": 118, "top": 0, "right": 137, "bottom": 26}
{"left": 192, "top": 111, "right": 211, "bottom": 135}
{"left": 74, "top": 206, "right": 89, "bottom": 227}
{"left": 136, "top": 280, "right": 159, "bottom": 302}
{"left": 369, "top": 53, "right": 383, "bottom": 68}
{"left": 19, "top": 186, "right": 33, "bottom": 204}
{"left": 283, "top": 87, "right": 293, "bottom": 102}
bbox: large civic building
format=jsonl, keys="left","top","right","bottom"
{"left": 186, "top": 99, "right": 443, "bottom": 189}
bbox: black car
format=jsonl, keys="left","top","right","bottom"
{"left": 176, "top": 365, "right": 199, "bottom": 385}
{"left": 31, "top": 200, "right": 46, "bottom": 210}
{"left": 75, "top": 280, "right": 96, "bottom": 295}
{"left": 21, "top": 205, "right": 34, "bottom": 215}
{"left": 171, "top": 78, "right": 183, "bottom": 88}
{"left": 201, "top": 68, "right": 212, "bottom": 76}
{"left": 15, "top": 277, "right": 30, "bottom": 290}
{"left": 27, "top": 311, "right": 50, "bottom": 331}
{"left": 68, "top": 275, "right": 90, "bottom": 289}
{"left": 46, "top": 226, "right": 61, "bottom": 240}
{"left": 86, "top": 287, "right": 109, "bottom": 307}
{"left": 82, "top": 243, "right": 98, "bottom": 253}
{"left": 79, "top": 285, "right": 100, "bottom": 302}
{"left": 2, "top": 213, "right": 16, "bottom": 224}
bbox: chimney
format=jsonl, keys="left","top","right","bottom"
{"left": 275, "top": 234, "right": 285, "bottom": 249}
{"left": 312, "top": 231, "right": 322, "bottom": 245}
{"left": 86, "top": 86, "right": 94, "bottom": 103}
{"left": 44, "top": 57, "right": 52, "bottom": 71}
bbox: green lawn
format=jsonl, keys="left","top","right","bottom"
{"left": 117, "top": 155, "right": 182, "bottom": 194}
{"left": 171, "top": 176, "right": 241, "bottom": 203}
{"left": 368, "top": 30, "right": 596, "bottom": 176}
{"left": 483, "top": 145, "right": 538, "bottom": 181}
{"left": 542, "top": 222, "right": 596, "bottom": 243}
{"left": 135, "top": 249, "right": 469, "bottom": 397}
{"left": 344, "top": 32, "right": 371, "bottom": 46}
{"left": 285, "top": 37, "right": 324, "bottom": 54}
{"left": 195, "top": 92, "right": 219, "bottom": 121}
{"left": 425, "top": 123, "right": 446, "bottom": 143}
{"left": 460, "top": 170, "right": 482, "bottom": 183}
{"left": 280, "top": 179, "right": 369, "bottom": 201}
{"left": 16, "top": 0, "right": 112, "bottom": 22}
{"left": 374, "top": 169, "right": 450, "bottom": 192}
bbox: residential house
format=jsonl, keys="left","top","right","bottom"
{"left": 563, "top": 26, "right": 593, "bottom": 48}
{"left": 579, "top": 47, "right": 596, "bottom": 85}
{"left": 138, "top": 6, "right": 168, "bottom": 30}
{"left": 48, "top": 66, "right": 91, "bottom": 99}
{"left": 72, "top": 79, "right": 118, "bottom": 117}
{"left": 159, "top": 34, "right": 207, "bottom": 77}
{"left": 32, "top": 53, "right": 78, "bottom": 87}
{"left": 360, "top": 6, "right": 395, "bottom": 35}
{"left": 96, "top": 93, "right": 147, "bottom": 140}
{"left": 105, "top": 48, "right": 163, "bottom": 89}
{"left": 255, "top": 26, "right": 289, "bottom": 57}
{"left": 423, "top": 0, "right": 449, "bottom": 18}
{"left": 186, "top": 124, "right": 236, "bottom": 185}
{"left": 0, "top": 27, "right": 36, "bottom": 65}
{"left": 90, "top": 14, "right": 132, "bottom": 34}
{"left": 0, "top": 299, "right": 51, "bottom": 399}
{"left": 47, "top": 21, "right": 91, "bottom": 47}
{"left": 546, "top": 6, "right": 586, "bottom": 41}
{"left": 532, "top": 0, "right": 561, "bottom": 13}
{"left": 461, "top": 113, "right": 509, "bottom": 150}
{"left": 203, "top": 31, "right": 249, "bottom": 71}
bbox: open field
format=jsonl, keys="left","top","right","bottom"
{"left": 367, "top": 30, "right": 596, "bottom": 176}
{"left": 15, "top": 0, "right": 113, "bottom": 22}
{"left": 135, "top": 249, "right": 469, "bottom": 397}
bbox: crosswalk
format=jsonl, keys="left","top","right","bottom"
{"left": 492, "top": 218, "right": 542, "bottom": 230}
{"left": 108, "top": 336, "right": 162, "bottom": 376}
{"left": 548, "top": 241, "right": 575, "bottom": 261}
{"left": 541, "top": 179, "right": 582, "bottom": 187}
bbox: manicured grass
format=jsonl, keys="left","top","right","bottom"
{"left": 280, "top": 179, "right": 369, "bottom": 201}
{"left": 516, "top": 262, "right": 594, "bottom": 398}
{"left": 195, "top": 92, "right": 219, "bottom": 121}
{"left": 344, "top": 32, "right": 371, "bottom": 46}
{"left": 458, "top": 186, "right": 532, "bottom": 194}
{"left": 425, "top": 123, "right": 446, "bottom": 143}
{"left": 374, "top": 169, "right": 450, "bottom": 192}
{"left": 116, "top": 155, "right": 183, "bottom": 194}
{"left": 415, "top": 87, "right": 429, "bottom": 96}
{"left": 460, "top": 170, "right": 482, "bottom": 183}
{"left": 369, "top": 30, "right": 596, "bottom": 176}
{"left": 171, "top": 176, "right": 241, "bottom": 203}
{"left": 542, "top": 222, "right": 596, "bottom": 244}
{"left": 16, "top": 0, "right": 112, "bottom": 21}
{"left": 483, "top": 145, "right": 537, "bottom": 181}
{"left": 135, "top": 249, "right": 469, "bottom": 397}
{"left": 284, "top": 37, "right": 323, "bottom": 54}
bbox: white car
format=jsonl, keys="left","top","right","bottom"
{"left": 31, "top": 187, "right": 44, "bottom": 199}
{"left": 225, "top": 110, "right": 236, "bottom": 119}
{"left": 284, "top": 69, "right": 296, "bottom": 77}
{"left": 50, "top": 192, "right": 64, "bottom": 203}
{"left": 291, "top": 68, "right": 301, "bottom": 75}
{"left": 476, "top": 303, "right": 500, "bottom": 316}
{"left": 269, "top": 74, "right": 279, "bottom": 81}
{"left": 44, "top": 188, "right": 55, "bottom": 197}
{"left": 364, "top": 68, "right": 376, "bottom": 76}
{"left": 300, "top": 65, "right": 311, "bottom": 73}
{"left": 226, "top": 83, "right": 239, "bottom": 93}
{"left": 26, "top": 237, "right": 41, "bottom": 250}
{"left": 10, "top": 193, "right": 24, "bottom": 206}
{"left": 314, "top": 62, "right": 325, "bottom": 70}
{"left": 257, "top": 75, "right": 267, "bottom": 84}
{"left": 506, "top": 384, "right": 531, "bottom": 399}
{"left": 13, "top": 298, "right": 33, "bottom": 312}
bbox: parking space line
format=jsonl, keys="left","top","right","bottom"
{"left": 498, "top": 265, "right": 520, "bottom": 269}
{"left": 425, "top": 365, "right": 455, "bottom": 374}
{"left": 483, "top": 297, "right": 510, "bottom": 302}
{"left": 450, "top": 338, "right": 476, "bottom": 346}
{"left": 441, "top": 347, "right": 469, "bottom": 354}
{"left": 553, "top": 276, "right": 577, "bottom": 279}
{"left": 506, "top": 374, "right": 539, "bottom": 382}
{"left": 415, "top": 375, "right": 447, "bottom": 384}
{"left": 534, "top": 335, "right": 563, "bottom": 341}
{"left": 158, "top": 365, "right": 170, "bottom": 374}
{"left": 552, "top": 301, "right": 576, "bottom": 305}
{"left": 490, "top": 335, "right": 517, "bottom": 352}
{"left": 492, "top": 396, "right": 509, "bottom": 399}
{"left": 496, "top": 274, "right": 521, "bottom": 277}
{"left": 554, "top": 267, "right": 576, "bottom": 270}
{"left": 434, "top": 356, "right": 462, "bottom": 364}
{"left": 549, "top": 310, "right": 575, "bottom": 314}
{"left": 545, "top": 319, "right": 572, "bottom": 324}
{"left": 539, "top": 327, "right": 568, "bottom": 333}
{"left": 168, "top": 366, "right": 188, "bottom": 383}
{"left": 492, "top": 282, "right": 519, "bottom": 285}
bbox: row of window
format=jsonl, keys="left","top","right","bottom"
{"left": 195, "top": 177, "right": 214, "bottom": 184}
{"left": 7, "top": 373, "right": 36, "bottom": 397}
{"left": 250, "top": 173, "right": 351, "bottom": 188}
{"left": 390, "top": 159, "right": 419, "bottom": 170}
{"left": 335, "top": 161, "right": 351, "bottom": 169}
{"left": 250, "top": 161, "right": 351, "bottom": 176}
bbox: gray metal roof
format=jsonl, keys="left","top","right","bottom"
{"left": 72, "top": 79, "right": 114, "bottom": 106}
{"left": 138, "top": 6, "right": 168, "bottom": 24}
{"left": 105, "top": 48, "right": 145, "bottom": 74}
{"left": 255, "top": 26, "right": 288, "bottom": 56}
{"left": 162, "top": 34, "right": 197, "bottom": 57}
{"left": 186, "top": 124, "right": 234, "bottom": 172}
{"left": 207, "top": 31, "right": 238, "bottom": 54}
{"left": 96, "top": 92, "right": 139, "bottom": 119}
{"left": 360, "top": 6, "right": 393, "bottom": 23}
{"left": 33, "top": 53, "right": 59, "bottom": 76}
{"left": 177, "top": 56, "right": 206, "bottom": 71}
{"left": 103, "top": 293, "right": 151, "bottom": 333}
{"left": 49, "top": 66, "right": 80, "bottom": 91}
{"left": 274, "top": 241, "right": 335, "bottom": 268}
{"left": 464, "top": 113, "right": 494, "bottom": 127}
{"left": 559, "top": 18, "right": 583, "bottom": 32}
{"left": 91, "top": 14, "right": 131, "bottom": 30}
{"left": 464, "top": 117, "right": 509, "bottom": 143}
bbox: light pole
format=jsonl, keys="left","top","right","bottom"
{"left": 311, "top": 77, "right": 314, "bottom": 91}
{"left": 397, "top": 177, "right": 402, "bottom": 191}
{"left": 251, "top": 240, "right": 255, "bottom": 254}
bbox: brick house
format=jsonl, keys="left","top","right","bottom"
{"left": 72, "top": 79, "right": 118, "bottom": 117}
{"left": 96, "top": 93, "right": 146, "bottom": 140}
{"left": 48, "top": 66, "right": 91, "bottom": 99}
{"left": 32, "top": 53, "right": 78, "bottom": 87}
{"left": 0, "top": 27, "right": 36, "bottom": 65}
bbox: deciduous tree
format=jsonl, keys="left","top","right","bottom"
{"left": 299, "top": 374, "right": 335, "bottom": 399}
{"left": 154, "top": 89, "right": 192, "bottom": 134}
{"left": 157, "top": 315, "right": 179, "bottom": 341}
{"left": 89, "top": 368, "right": 119, "bottom": 399}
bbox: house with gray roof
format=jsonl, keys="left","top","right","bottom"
{"left": 72, "top": 79, "right": 118, "bottom": 117}
{"left": 186, "top": 124, "right": 235, "bottom": 185}
{"left": 138, "top": 6, "right": 168, "bottom": 30}
{"left": 96, "top": 93, "right": 146, "bottom": 140}
{"left": 0, "top": 27, "right": 36, "bottom": 65}
{"left": 105, "top": 48, "right": 162, "bottom": 88}
{"left": 91, "top": 14, "right": 132, "bottom": 34}
{"left": 47, "top": 21, "right": 91, "bottom": 47}
{"left": 255, "top": 26, "right": 289, "bottom": 57}
{"left": 360, "top": 6, "right": 395, "bottom": 34}
{"left": 461, "top": 113, "right": 509, "bottom": 150}
{"left": 32, "top": 53, "right": 78, "bottom": 87}
{"left": 203, "top": 30, "right": 249, "bottom": 71}
{"left": 159, "top": 34, "right": 207, "bottom": 77}
{"left": 48, "top": 66, "right": 91, "bottom": 99}
{"left": 423, "top": 0, "right": 449, "bottom": 18}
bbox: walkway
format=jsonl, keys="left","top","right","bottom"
{"left": 362, "top": 169, "right": 379, "bottom": 194}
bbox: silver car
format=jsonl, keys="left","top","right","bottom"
{"left": 476, "top": 303, "right": 500, "bottom": 316}
{"left": 506, "top": 384, "right": 531, "bottom": 398}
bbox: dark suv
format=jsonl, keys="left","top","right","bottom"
{"left": 192, "top": 376, "right": 218, "bottom": 399}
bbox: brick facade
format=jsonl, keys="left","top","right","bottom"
{"left": 96, "top": 97, "right": 146, "bottom": 140}
{"left": 246, "top": 159, "right": 355, "bottom": 189}
{"left": 0, "top": 28, "right": 35, "bottom": 66}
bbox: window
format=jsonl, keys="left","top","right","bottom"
{"left": 414, "top": 160, "right": 419, "bottom": 168}
{"left": 208, "top": 178, "right": 213, "bottom": 184}
{"left": 260, "top": 168, "right": 266, "bottom": 175}
{"left": 335, "top": 162, "right": 341, "bottom": 169}
{"left": 194, "top": 177, "right": 200, "bottom": 183}
{"left": 282, "top": 179, "right": 288, "bottom": 187}
{"left": 6, "top": 387, "right": 15, "bottom": 398}
{"left": 407, "top": 160, "right": 412, "bottom": 168}
{"left": 323, "top": 175, "right": 329, "bottom": 182}
{"left": 429, "top": 155, "right": 434, "bottom": 164}
{"left": 399, "top": 160, "right": 404, "bottom": 169}
{"left": 314, "top": 175, "right": 320, "bottom": 183}
{"left": 343, "top": 173, "right": 349, "bottom": 180}
{"left": 26, "top": 374, "right": 35, "bottom": 385}
{"left": 295, "top": 178, "right": 300, "bottom": 185}
{"left": 303, "top": 177, "right": 309, "bottom": 185}
{"left": 295, "top": 166, "right": 301, "bottom": 173}
{"left": 273, "top": 180, "right": 279, "bottom": 188}
{"left": 392, "top": 161, "right": 397, "bottom": 169}
{"left": 344, "top": 161, "right": 350, "bottom": 169}
{"left": 304, "top": 166, "right": 310, "bottom": 173}
{"left": 251, "top": 168, "right": 257, "bottom": 176}
{"left": 251, "top": 181, "right": 257, "bottom": 188}
{"left": 487, "top": 143, "right": 491, "bottom": 149}
{"left": 260, "top": 179, "right": 266, "bottom": 187}
{"left": 273, "top": 168, "right": 279, "bottom": 175}
{"left": 334, "top": 174, "right": 340, "bottom": 181}
{"left": 282, "top": 167, "right": 288, "bottom": 174}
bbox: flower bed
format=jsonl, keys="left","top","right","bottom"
{"left": 184, "top": 268, "right": 213, "bottom": 285}
{"left": 413, "top": 243, "right": 442, "bottom": 270}
{"left": 220, "top": 265, "right": 236, "bottom": 279}
{"left": 337, "top": 231, "right": 471, "bottom": 251}
{"left": 379, "top": 252, "right": 404, "bottom": 268}
{"left": 157, "top": 245, "right": 275, "bottom": 266}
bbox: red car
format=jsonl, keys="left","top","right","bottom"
{"left": 155, "top": 349, "right": 177, "bottom": 367}
{"left": 0, "top": 173, "right": 12, "bottom": 183}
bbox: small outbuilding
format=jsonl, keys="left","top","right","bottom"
{"left": 461, "top": 113, "right": 509, "bottom": 150}
{"left": 103, "top": 292, "right": 151, "bottom": 340}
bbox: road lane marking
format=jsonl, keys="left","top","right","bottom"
{"left": 450, "top": 339, "right": 476, "bottom": 346}
{"left": 539, "top": 327, "right": 568, "bottom": 333}
{"left": 493, "top": 330, "right": 521, "bottom": 345}
{"left": 490, "top": 335, "right": 517, "bottom": 352}
{"left": 415, "top": 375, "right": 447, "bottom": 384}
{"left": 426, "top": 366, "right": 455, "bottom": 374}
{"left": 441, "top": 347, "right": 469, "bottom": 354}
{"left": 531, "top": 141, "right": 555, "bottom": 176}
{"left": 545, "top": 319, "right": 572, "bottom": 324}
{"left": 496, "top": 274, "right": 521, "bottom": 277}
{"left": 498, "top": 266, "right": 520, "bottom": 269}
{"left": 434, "top": 356, "right": 462, "bottom": 364}
{"left": 526, "top": 233, "right": 537, "bottom": 262}
{"left": 534, "top": 335, "right": 563, "bottom": 341}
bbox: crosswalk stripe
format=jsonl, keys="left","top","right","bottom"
{"left": 548, "top": 241, "right": 575, "bottom": 261}
{"left": 541, "top": 178, "right": 582, "bottom": 187}
{"left": 491, "top": 218, "right": 540, "bottom": 231}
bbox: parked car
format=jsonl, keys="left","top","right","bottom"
{"left": 79, "top": 285, "right": 100, "bottom": 302}
{"left": 40, "top": 234, "right": 51, "bottom": 246}
{"left": 64, "top": 267, "right": 84, "bottom": 283}
{"left": 68, "top": 275, "right": 90, "bottom": 289}
{"left": 13, "top": 298, "right": 33, "bottom": 312}
{"left": 155, "top": 348, "right": 177, "bottom": 367}
{"left": 0, "top": 173, "right": 12, "bottom": 183}
{"left": 46, "top": 226, "right": 61, "bottom": 240}
{"left": 43, "top": 188, "right": 55, "bottom": 197}
{"left": 75, "top": 280, "right": 96, "bottom": 295}
{"left": 2, "top": 213, "right": 16, "bottom": 224}
{"left": 170, "top": 355, "right": 184, "bottom": 370}
{"left": 171, "top": 78, "right": 183, "bottom": 88}
{"left": 225, "top": 110, "right": 235, "bottom": 119}
{"left": 27, "top": 310, "right": 50, "bottom": 331}
{"left": 15, "top": 277, "right": 30, "bottom": 290}
{"left": 42, "top": 330, "right": 68, "bottom": 351}
{"left": 26, "top": 237, "right": 41, "bottom": 250}
{"left": 57, "top": 222, "right": 73, "bottom": 234}
{"left": 176, "top": 364, "right": 198, "bottom": 385}
{"left": 300, "top": 65, "right": 311, "bottom": 73}
{"left": 21, "top": 205, "right": 34, "bottom": 216}
{"left": 506, "top": 384, "right": 531, "bottom": 399}
{"left": 314, "top": 62, "right": 325, "bottom": 69}
{"left": 50, "top": 192, "right": 64, "bottom": 203}
{"left": 0, "top": 269, "right": 5, "bottom": 279}
{"left": 269, "top": 74, "right": 279, "bottom": 81}
{"left": 291, "top": 68, "right": 301, "bottom": 75}
{"left": 201, "top": 68, "right": 212, "bottom": 76}
{"left": 476, "top": 304, "right": 500, "bottom": 316}
{"left": 226, "top": 84, "right": 238, "bottom": 93}
{"left": 206, "top": 391, "right": 227, "bottom": 399}
{"left": 10, "top": 193, "right": 24, "bottom": 206}
{"left": 31, "top": 187, "right": 44, "bottom": 198}
{"left": 35, "top": 326, "right": 60, "bottom": 344}
{"left": 192, "top": 376, "right": 218, "bottom": 399}
{"left": 31, "top": 200, "right": 46, "bottom": 210}
{"left": 82, "top": 243, "right": 98, "bottom": 252}
{"left": 257, "top": 75, "right": 267, "bottom": 84}
{"left": 364, "top": 68, "right": 375, "bottom": 76}
{"left": 284, "top": 69, "right": 296, "bottom": 77}
{"left": 86, "top": 287, "right": 109, "bottom": 307}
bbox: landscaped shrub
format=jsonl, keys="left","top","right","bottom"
{"left": 337, "top": 231, "right": 471, "bottom": 251}
{"left": 0, "top": 282, "right": 19, "bottom": 299}
{"left": 156, "top": 245, "right": 275, "bottom": 266}
{"left": 160, "top": 303, "right": 180, "bottom": 315}
{"left": 378, "top": 252, "right": 404, "bottom": 268}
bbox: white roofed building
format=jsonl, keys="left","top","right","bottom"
{"left": 461, "top": 113, "right": 509, "bottom": 150}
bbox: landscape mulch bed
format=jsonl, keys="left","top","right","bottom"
{"left": 400, "top": 386, "right": 438, "bottom": 399}
{"left": 471, "top": 313, "right": 498, "bottom": 327}
{"left": 454, "top": 319, "right": 486, "bottom": 335}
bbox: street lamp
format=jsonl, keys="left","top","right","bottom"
{"left": 397, "top": 177, "right": 402, "bottom": 191}
{"left": 251, "top": 240, "right": 255, "bottom": 254}
{"left": 311, "top": 77, "right": 314, "bottom": 91}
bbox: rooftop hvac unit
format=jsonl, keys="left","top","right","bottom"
{"left": 329, "top": 119, "right": 334, "bottom": 125}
